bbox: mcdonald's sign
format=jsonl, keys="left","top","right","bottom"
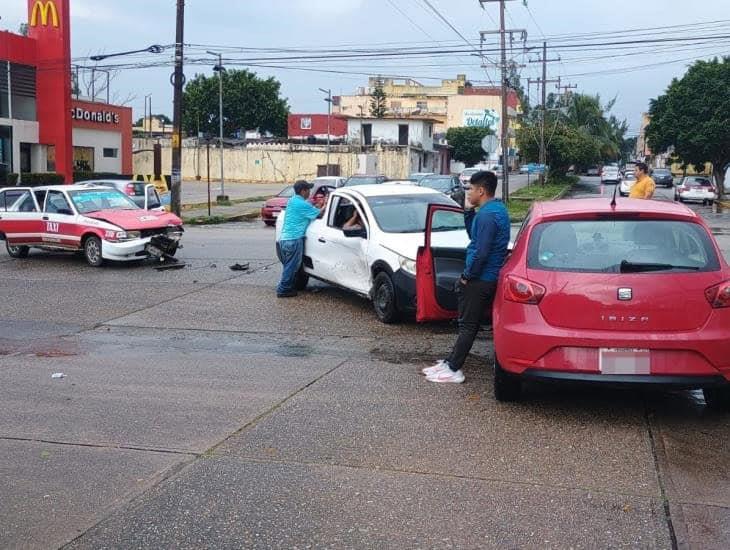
{"left": 30, "top": 0, "right": 59, "bottom": 28}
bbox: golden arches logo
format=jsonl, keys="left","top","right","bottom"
{"left": 30, "top": 0, "right": 59, "bottom": 28}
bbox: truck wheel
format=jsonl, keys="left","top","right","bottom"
{"left": 294, "top": 268, "right": 309, "bottom": 291}
{"left": 704, "top": 388, "right": 730, "bottom": 411}
{"left": 372, "top": 272, "right": 400, "bottom": 324}
{"left": 83, "top": 236, "right": 104, "bottom": 267}
{"left": 494, "top": 358, "right": 522, "bottom": 402}
{"left": 6, "top": 242, "right": 29, "bottom": 258}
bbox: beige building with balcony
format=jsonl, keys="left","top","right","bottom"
{"left": 333, "top": 74, "right": 520, "bottom": 137}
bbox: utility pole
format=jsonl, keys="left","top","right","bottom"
{"left": 556, "top": 80, "right": 578, "bottom": 104}
{"left": 479, "top": 0, "right": 526, "bottom": 202}
{"left": 528, "top": 42, "right": 560, "bottom": 184}
{"left": 319, "top": 88, "right": 332, "bottom": 176}
{"left": 170, "top": 0, "right": 185, "bottom": 216}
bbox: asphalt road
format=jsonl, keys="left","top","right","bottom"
{"left": 1, "top": 176, "right": 729, "bottom": 549}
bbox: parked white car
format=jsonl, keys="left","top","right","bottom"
{"left": 674, "top": 176, "right": 718, "bottom": 205}
{"left": 619, "top": 172, "right": 636, "bottom": 196}
{"left": 275, "top": 185, "right": 469, "bottom": 323}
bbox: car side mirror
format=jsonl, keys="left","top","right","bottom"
{"left": 343, "top": 227, "right": 366, "bottom": 238}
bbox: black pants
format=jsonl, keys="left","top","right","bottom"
{"left": 446, "top": 279, "right": 497, "bottom": 372}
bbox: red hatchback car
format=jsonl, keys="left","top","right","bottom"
{"left": 261, "top": 186, "right": 294, "bottom": 226}
{"left": 493, "top": 198, "right": 730, "bottom": 408}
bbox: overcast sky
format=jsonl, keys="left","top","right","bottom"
{"left": 2, "top": 0, "right": 728, "bottom": 135}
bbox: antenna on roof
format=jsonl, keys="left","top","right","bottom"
{"left": 610, "top": 182, "right": 619, "bottom": 208}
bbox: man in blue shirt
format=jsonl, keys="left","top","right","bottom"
{"left": 423, "top": 170, "right": 510, "bottom": 383}
{"left": 276, "top": 180, "right": 323, "bottom": 297}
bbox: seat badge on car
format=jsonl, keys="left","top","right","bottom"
{"left": 617, "top": 288, "right": 632, "bottom": 301}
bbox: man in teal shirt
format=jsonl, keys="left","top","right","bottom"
{"left": 276, "top": 180, "right": 323, "bottom": 297}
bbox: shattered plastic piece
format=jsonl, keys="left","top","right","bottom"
{"left": 51, "top": 373, "right": 66, "bottom": 379}
{"left": 229, "top": 262, "right": 250, "bottom": 271}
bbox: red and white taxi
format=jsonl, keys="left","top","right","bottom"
{"left": 493, "top": 198, "right": 730, "bottom": 409}
{"left": 0, "top": 185, "right": 184, "bottom": 267}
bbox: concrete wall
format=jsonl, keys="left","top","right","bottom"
{"left": 132, "top": 140, "right": 417, "bottom": 182}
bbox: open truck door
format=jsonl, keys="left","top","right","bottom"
{"left": 415, "top": 203, "right": 467, "bottom": 322}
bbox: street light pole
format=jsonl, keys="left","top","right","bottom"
{"left": 208, "top": 51, "right": 227, "bottom": 201}
{"left": 319, "top": 88, "right": 332, "bottom": 176}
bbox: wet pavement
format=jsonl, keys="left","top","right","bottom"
{"left": 1, "top": 177, "right": 730, "bottom": 548}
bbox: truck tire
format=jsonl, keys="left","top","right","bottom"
{"left": 294, "top": 268, "right": 309, "bottom": 291}
{"left": 372, "top": 272, "right": 400, "bottom": 324}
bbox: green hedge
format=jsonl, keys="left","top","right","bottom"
{"left": 5, "top": 173, "right": 65, "bottom": 186}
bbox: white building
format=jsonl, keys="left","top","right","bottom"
{"left": 344, "top": 117, "right": 438, "bottom": 174}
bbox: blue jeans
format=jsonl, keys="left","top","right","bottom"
{"left": 277, "top": 238, "right": 304, "bottom": 294}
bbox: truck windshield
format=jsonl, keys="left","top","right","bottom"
{"left": 366, "top": 194, "right": 461, "bottom": 233}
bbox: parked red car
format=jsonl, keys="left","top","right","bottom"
{"left": 493, "top": 198, "right": 730, "bottom": 409}
{"left": 261, "top": 186, "right": 294, "bottom": 226}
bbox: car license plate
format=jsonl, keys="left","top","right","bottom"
{"left": 272, "top": 212, "right": 279, "bottom": 218}
{"left": 599, "top": 348, "right": 650, "bottom": 375}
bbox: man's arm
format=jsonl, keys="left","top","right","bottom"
{"left": 463, "top": 211, "right": 497, "bottom": 280}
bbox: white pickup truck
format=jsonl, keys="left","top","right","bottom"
{"left": 276, "top": 184, "right": 469, "bottom": 323}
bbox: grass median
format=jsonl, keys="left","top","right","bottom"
{"left": 506, "top": 176, "right": 577, "bottom": 222}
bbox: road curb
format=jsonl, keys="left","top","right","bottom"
{"left": 183, "top": 210, "right": 260, "bottom": 225}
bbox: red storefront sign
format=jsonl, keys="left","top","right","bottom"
{"left": 28, "top": 0, "right": 73, "bottom": 183}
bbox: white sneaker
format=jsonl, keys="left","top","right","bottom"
{"left": 421, "top": 360, "right": 449, "bottom": 377}
{"left": 426, "top": 368, "right": 465, "bottom": 384}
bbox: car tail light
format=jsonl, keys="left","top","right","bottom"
{"left": 705, "top": 281, "right": 730, "bottom": 308}
{"left": 504, "top": 275, "right": 546, "bottom": 305}
{"left": 125, "top": 183, "right": 135, "bottom": 195}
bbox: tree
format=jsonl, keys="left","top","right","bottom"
{"left": 135, "top": 114, "right": 172, "bottom": 127}
{"left": 369, "top": 77, "right": 388, "bottom": 118}
{"left": 446, "top": 126, "right": 493, "bottom": 167}
{"left": 518, "top": 122, "right": 601, "bottom": 175}
{"left": 646, "top": 57, "right": 730, "bottom": 194}
{"left": 517, "top": 92, "right": 627, "bottom": 177}
{"left": 182, "top": 69, "right": 290, "bottom": 138}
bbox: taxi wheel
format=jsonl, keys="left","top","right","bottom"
{"left": 6, "top": 242, "right": 29, "bottom": 258}
{"left": 373, "top": 272, "right": 400, "bottom": 324}
{"left": 83, "top": 236, "right": 104, "bottom": 267}
{"left": 494, "top": 359, "right": 522, "bottom": 402}
{"left": 703, "top": 388, "right": 730, "bottom": 411}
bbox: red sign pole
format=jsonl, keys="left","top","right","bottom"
{"left": 27, "top": 0, "right": 73, "bottom": 183}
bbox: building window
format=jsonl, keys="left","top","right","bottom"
{"left": 362, "top": 123, "right": 372, "bottom": 146}
{"left": 398, "top": 124, "right": 409, "bottom": 146}
{"left": 301, "top": 117, "right": 312, "bottom": 130}
{"left": 428, "top": 124, "right": 433, "bottom": 137}
{"left": 73, "top": 147, "right": 94, "bottom": 172}
{"left": 416, "top": 101, "right": 428, "bottom": 111}
{"left": 103, "top": 148, "right": 118, "bottom": 158}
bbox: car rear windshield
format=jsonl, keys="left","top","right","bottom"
{"left": 420, "top": 177, "right": 453, "bottom": 192}
{"left": 528, "top": 219, "right": 720, "bottom": 273}
{"left": 68, "top": 189, "right": 140, "bottom": 214}
{"left": 367, "top": 194, "right": 462, "bottom": 233}
{"left": 653, "top": 170, "right": 671, "bottom": 176}
{"left": 685, "top": 177, "right": 713, "bottom": 187}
